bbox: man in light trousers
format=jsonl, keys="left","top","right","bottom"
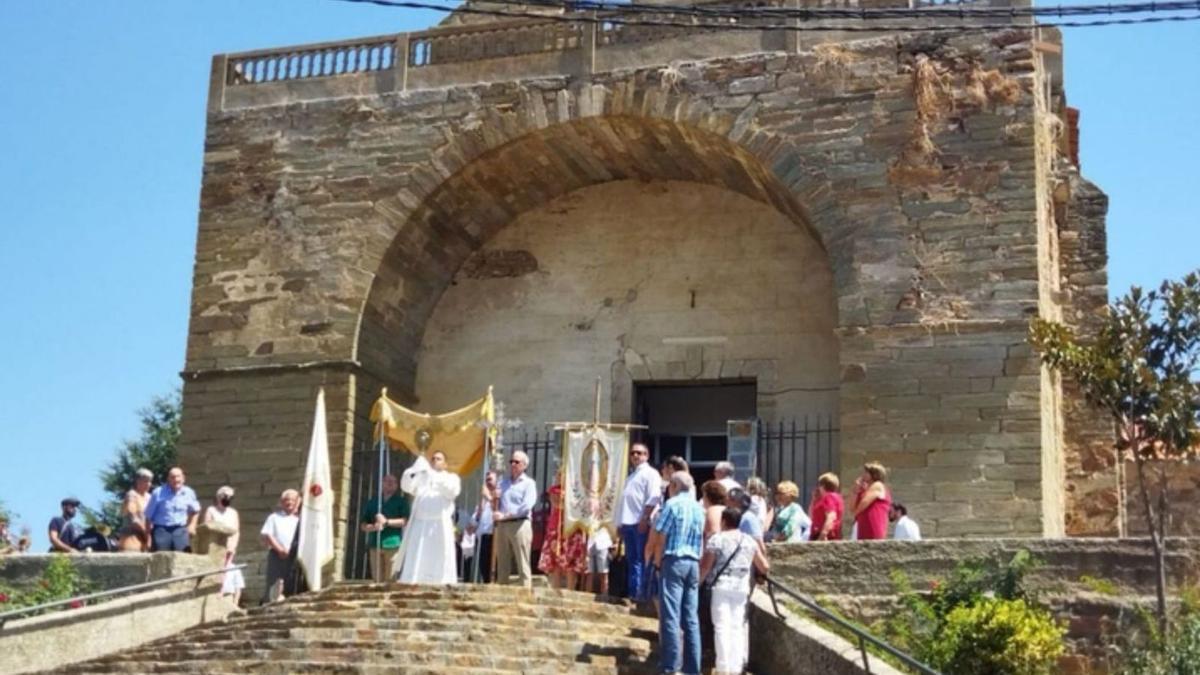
{"left": 494, "top": 450, "right": 537, "bottom": 586}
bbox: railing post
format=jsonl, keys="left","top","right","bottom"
{"left": 395, "top": 33, "right": 410, "bottom": 92}
{"left": 583, "top": 11, "right": 597, "bottom": 76}
{"left": 786, "top": 0, "right": 802, "bottom": 53}
{"left": 207, "top": 54, "right": 228, "bottom": 114}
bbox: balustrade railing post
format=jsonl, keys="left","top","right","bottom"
{"left": 395, "top": 33, "right": 410, "bottom": 92}
{"left": 787, "top": 0, "right": 802, "bottom": 53}
{"left": 207, "top": 54, "right": 228, "bottom": 113}
{"left": 583, "top": 11, "right": 598, "bottom": 76}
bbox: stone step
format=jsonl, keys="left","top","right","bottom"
{"left": 55, "top": 658, "right": 655, "bottom": 674}
{"left": 115, "top": 635, "right": 651, "bottom": 664}
{"left": 253, "top": 598, "right": 655, "bottom": 627}
{"left": 206, "top": 605, "right": 657, "bottom": 634}
{"left": 177, "top": 619, "right": 654, "bottom": 651}
{"left": 270, "top": 590, "right": 644, "bottom": 618}
{"left": 74, "top": 646, "right": 658, "bottom": 673}
{"left": 316, "top": 583, "right": 633, "bottom": 609}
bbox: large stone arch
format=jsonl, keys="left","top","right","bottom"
{"left": 356, "top": 113, "right": 848, "bottom": 403}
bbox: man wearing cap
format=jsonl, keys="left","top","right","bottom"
{"left": 145, "top": 466, "right": 201, "bottom": 552}
{"left": 48, "top": 497, "right": 83, "bottom": 553}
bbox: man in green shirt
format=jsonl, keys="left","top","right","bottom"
{"left": 360, "top": 474, "right": 410, "bottom": 582}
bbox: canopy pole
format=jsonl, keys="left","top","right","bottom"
{"left": 376, "top": 425, "right": 386, "bottom": 554}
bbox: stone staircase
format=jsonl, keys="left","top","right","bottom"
{"left": 48, "top": 583, "right": 660, "bottom": 674}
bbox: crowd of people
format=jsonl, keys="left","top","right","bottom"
{"left": 16, "top": 446, "right": 923, "bottom": 675}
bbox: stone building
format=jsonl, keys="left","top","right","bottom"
{"left": 179, "top": 0, "right": 1116, "bottom": 579}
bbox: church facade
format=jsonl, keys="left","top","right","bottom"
{"left": 180, "top": 1, "right": 1114, "bottom": 577}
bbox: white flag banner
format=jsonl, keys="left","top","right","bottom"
{"left": 298, "top": 388, "right": 335, "bottom": 592}
{"left": 561, "top": 428, "right": 629, "bottom": 538}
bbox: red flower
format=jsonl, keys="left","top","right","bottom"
{"left": 309, "top": 484, "right": 323, "bottom": 498}
{"left": 929, "top": 580, "right": 941, "bottom": 591}
{"left": 0, "top": 593, "right": 8, "bottom": 603}
{"left": 69, "top": 599, "right": 84, "bottom": 609}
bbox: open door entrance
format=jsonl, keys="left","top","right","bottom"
{"left": 633, "top": 382, "right": 756, "bottom": 485}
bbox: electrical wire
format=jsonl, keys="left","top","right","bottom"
{"left": 456, "top": 0, "right": 1200, "bottom": 20}
{"left": 326, "top": 0, "right": 1200, "bottom": 32}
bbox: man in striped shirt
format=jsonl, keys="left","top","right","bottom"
{"left": 648, "top": 471, "right": 705, "bottom": 675}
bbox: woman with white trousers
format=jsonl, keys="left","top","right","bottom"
{"left": 699, "top": 506, "right": 770, "bottom": 674}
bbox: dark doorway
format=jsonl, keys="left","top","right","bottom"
{"left": 634, "top": 382, "right": 756, "bottom": 485}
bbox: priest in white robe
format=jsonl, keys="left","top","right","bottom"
{"left": 392, "top": 450, "right": 461, "bottom": 584}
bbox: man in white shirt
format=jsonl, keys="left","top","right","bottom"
{"left": 260, "top": 489, "right": 301, "bottom": 603}
{"left": 890, "top": 503, "right": 921, "bottom": 541}
{"left": 714, "top": 461, "right": 742, "bottom": 492}
{"left": 618, "top": 443, "right": 660, "bottom": 602}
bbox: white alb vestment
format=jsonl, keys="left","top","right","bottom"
{"left": 392, "top": 455, "right": 461, "bottom": 584}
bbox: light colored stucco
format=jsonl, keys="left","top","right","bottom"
{"left": 414, "top": 179, "right": 839, "bottom": 427}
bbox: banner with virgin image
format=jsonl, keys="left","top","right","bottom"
{"left": 560, "top": 428, "right": 629, "bottom": 538}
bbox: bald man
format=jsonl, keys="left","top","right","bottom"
{"left": 260, "top": 489, "right": 301, "bottom": 603}
{"left": 493, "top": 451, "right": 538, "bottom": 586}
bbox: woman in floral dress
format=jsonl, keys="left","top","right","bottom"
{"left": 538, "top": 483, "right": 587, "bottom": 590}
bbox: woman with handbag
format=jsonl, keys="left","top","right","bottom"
{"left": 699, "top": 507, "right": 770, "bottom": 674}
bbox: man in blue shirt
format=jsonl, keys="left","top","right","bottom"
{"left": 48, "top": 497, "right": 83, "bottom": 553}
{"left": 145, "top": 466, "right": 201, "bottom": 552}
{"left": 494, "top": 451, "right": 538, "bottom": 587}
{"left": 649, "top": 472, "right": 705, "bottom": 675}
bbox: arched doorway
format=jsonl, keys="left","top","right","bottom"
{"left": 344, "top": 116, "right": 840, "bottom": 576}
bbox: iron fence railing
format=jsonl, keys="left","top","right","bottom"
{"left": 0, "top": 565, "right": 244, "bottom": 629}
{"left": 762, "top": 575, "right": 939, "bottom": 675}
{"left": 757, "top": 414, "right": 839, "bottom": 497}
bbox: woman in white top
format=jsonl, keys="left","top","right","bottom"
{"left": 699, "top": 507, "right": 770, "bottom": 675}
{"left": 204, "top": 485, "right": 245, "bottom": 605}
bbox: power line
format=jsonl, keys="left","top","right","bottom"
{"left": 475, "top": 0, "right": 1200, "bottom": 20}
{"left": 326, "top": 0, "right": 1200, "bottom": 32}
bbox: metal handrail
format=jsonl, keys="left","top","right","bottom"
{"left": 762, "top": 575, "right": 940, "bottom": 675}
{"left": 0, "top": 564, "right": 245, "bottom": 629}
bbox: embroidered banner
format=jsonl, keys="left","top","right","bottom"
{"left": 561, "top": 427, "right": 629, "bottom": 537}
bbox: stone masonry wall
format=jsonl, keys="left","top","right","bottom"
{"left": 181, "top": 27, "right": 1096, "bottom": 549}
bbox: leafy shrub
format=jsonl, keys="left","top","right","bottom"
{"left": 0, "top": 556, "right": 93, "bottom": 614}
{"left": 927, "top": 598, "right": 1065, "bottom": 675}
{"left": 1123, "top": 587, "right": 1200, "bottom": 675}
{"left": 883, "top": 550, "right": 1066, "bottom": 675}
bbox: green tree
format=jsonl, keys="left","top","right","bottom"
{"left": 95, "top": 390, "right": 182, "bottom": 530}
{"left": 1030, "top": 271, "right": 1200, "bottom": 638}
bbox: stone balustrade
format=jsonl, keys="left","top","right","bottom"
{"left": 209, "top": 0, "right": 1026, "bottom": 110}
{"left": 226, "top": 35, "right": 399, "bottom": 86}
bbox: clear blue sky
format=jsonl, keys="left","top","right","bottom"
{"left": 1, "top": 2, "right": 1196, "bottom": 550}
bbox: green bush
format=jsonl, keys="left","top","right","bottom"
{"left": 883, "top": 551, "right": 1067, "bottom": 675}
{"left": 0, "top": 556, "right": 93, "bottom": 614}
{"left": 1122, "top": 588, "right": 1200, "bottom": 675}
{"left": 927, "top": 597, "right": 1065, "bottom": 675}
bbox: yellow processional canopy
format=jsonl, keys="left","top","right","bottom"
{"left": 368, "top": 387, "right": 495, "bottom": 476}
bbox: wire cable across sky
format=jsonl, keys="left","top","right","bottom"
{"left": 325, "top": 0, "right": 1200, "bottom": 32}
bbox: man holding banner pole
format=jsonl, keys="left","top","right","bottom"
{"left": 618, "top": 442, "right": 660, "bottom": 602}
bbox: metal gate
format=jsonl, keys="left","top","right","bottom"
{"left": 756, "top": 414, "right": 839, "bottom": 498}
